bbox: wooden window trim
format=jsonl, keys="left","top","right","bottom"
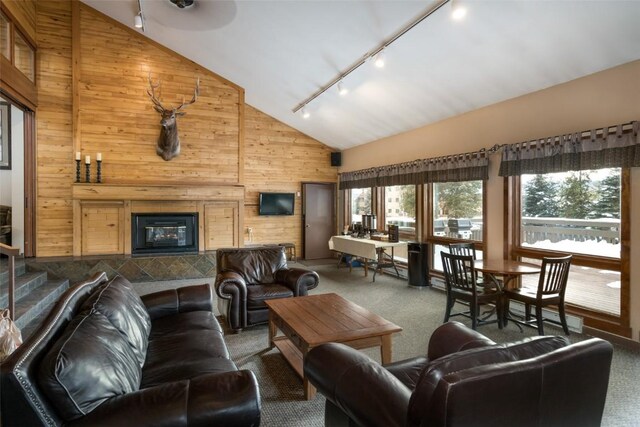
{"left": 0, "top": 4, "right": 36, "bottom": 107}
{"left": 507, "top": 170, "right": 631, "bottom": 337}
{"left": 426, "top": 180, "right": 487, "bottom": 250}
{"left": 426, "top": 180, "right": 488, "bottom": 279}
{"left": 380, "top": 184, "right": 418, "bottom": 241}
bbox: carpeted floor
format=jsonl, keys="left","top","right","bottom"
{"left": 134, "top": 261, "right": 640, "bottom": 426}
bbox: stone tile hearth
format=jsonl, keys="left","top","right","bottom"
{"left": 26, "top": 253, "right": 218, "bottom": 284}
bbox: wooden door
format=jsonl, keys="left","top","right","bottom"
{"left": 303, "top": 182, "right": 335, "bottom": 260}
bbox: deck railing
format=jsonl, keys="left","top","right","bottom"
{"left": 394, "top": 216, "right": 619, "bottom": 246}
{"left": 521, "top": 217, "right": 620, "bottom": 244}
{"left": 1, "top": 243, "right": 20, "bottom": 320}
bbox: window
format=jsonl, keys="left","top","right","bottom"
{"left": 350, "top": 188, "right": 371, "bottom": 224}
{"left": 518, "top": 168, "right": 622, "bottom": 316}
{"left": 433, "top": 180, "right": 483, "bottom": 241}
{"left": 384, "top": 184, "right": 416, "bottom": 259}
{"left": 0, "top": 11, "right": 36, "bottom": 86}
{"left": 0, "top": 13, "right": 9, "bottom": 60}
{"left": 521, "top": 169, "right": 620, "bottom": 258}
{"left": 14, "top": 31, "right": 34, "bottom": 82}
{"left": 388, "top": 198, "right": 392, "bottom": 202}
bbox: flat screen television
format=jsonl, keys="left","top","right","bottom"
{"left": 259, "top": 192, "right": 295, "bottom": 215}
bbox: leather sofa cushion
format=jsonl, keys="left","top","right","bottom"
{"left": 80, "top": 275, "right": 151, "bottom": 367}
{"left": 142, "top": 327, "right": 236, "bottom": 388}
{"left": 38, "top": 311, "right": 142, "bottom": 421}
{"left": 247, "top": 284, "right": 293, "bottom": 310}
{"left": 407, "top": 335, "right": 569, "bottom": 427}
{"left": 219, "top": 247, "right": 287, "bottom": 284}
{"left": 149, "top": 310, "right": 222, "bottom": 340}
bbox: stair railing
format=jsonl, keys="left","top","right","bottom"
{"left": 1, "top": 243, "right": 20, "bottom": 320}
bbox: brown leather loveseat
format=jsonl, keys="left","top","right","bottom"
{"left": 1, "top": 272, "right": 261, "bottom": 427}
{"left": 215, "top": 246, "right": 319, "bottom": 332}
{"left": 304, "top": 321, "right": 613, "bottom": 427}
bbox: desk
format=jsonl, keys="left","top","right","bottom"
{"left": 329, "top": 236, "right": 407, "bottom": 282}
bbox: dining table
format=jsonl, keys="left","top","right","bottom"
{"left": 473, "top": 259, "right": 541, "bottom": 290}
{"left": 473, "top": 259, "right": 541, "bottom": 327}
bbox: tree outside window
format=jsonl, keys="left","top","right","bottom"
{"left": 433, "top": 181, "right": 483, "bottom": 241}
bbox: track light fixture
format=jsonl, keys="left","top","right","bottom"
{"left": 291, "top": 0, "right": 457, "bottom": 116}
{"left": 301, "top": 107, "right": 310, "bottom": 119}
{"left": 451, "top": 0, "right": 467, "bottom": 20}
{"left": 337, "top": 81, "right": 348, "bottom": 96}
{"left": 134, "top": 0, "right": 145, "bottom": 32}
{"left": 373, "top": 50, "right": 385, "bottom": 68}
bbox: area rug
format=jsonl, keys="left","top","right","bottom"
{"left": 219, "top": 263, "right": 640, "bottom": 426}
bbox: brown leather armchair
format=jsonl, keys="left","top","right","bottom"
{"left": 304, "top": 321, "right": 613, "bottom": 427}
{"left": 215, "top": 246, "right": 319, "bottom": 332}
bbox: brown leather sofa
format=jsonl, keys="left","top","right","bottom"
{"left": 304, "top": 321, "right": 613, "bottom": 427}
{"left": 215, "top": 246, "right": 319, "bottom": 332}
{"left": 1, "top": 272, "right": 261, "bottom": 427}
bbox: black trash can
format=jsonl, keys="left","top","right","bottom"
{"left": 408, "top": 242, "right": 429, "bottom": 288}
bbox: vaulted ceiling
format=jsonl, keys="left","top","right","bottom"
{"left": 81, "top": 0, "right": 640, "bottom": 151}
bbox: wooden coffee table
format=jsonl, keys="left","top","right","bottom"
{"left": 265, "top": 293, "right": 402, "bottom": 399}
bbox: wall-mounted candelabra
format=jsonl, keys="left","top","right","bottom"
{"left": 85, "top": 155, "right": 91, "bottom": 183}
{"left": 75, "top": 152, "right": 103, "bottom": 184}
{"left": 75, "top": 152, "right": 81, "bottom": 183}
{"left": 96, "top": 153, "right": 102, "bottom": 183}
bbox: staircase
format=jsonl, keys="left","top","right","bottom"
{"left": 0, "top": 257, "right": 70, "bottom": 339}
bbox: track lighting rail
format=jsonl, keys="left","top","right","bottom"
{"left": 292, "top": 0, "right": 451, "bottom": 114}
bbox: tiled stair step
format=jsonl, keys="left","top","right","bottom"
{"left": 0, "top": 271, "right": 48, "bottom": 309}
{"left": 21, "top": 300, "right": 57, "bottom": 340}
{"left": 0, "top": 258, "right": 26, "bottom": 285}
{"left": 14, "top": 278, "right": 70, "bottom": 330}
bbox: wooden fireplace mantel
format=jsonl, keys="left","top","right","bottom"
{"left": 72, "top": 183, "right": 245, "bottom": 256}
{"left": 72, "top": 183, "right": 245, "bottom": 201}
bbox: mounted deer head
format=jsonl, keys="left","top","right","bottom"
{"left": 147, "top": 74, "right": 199, "bottom": 161}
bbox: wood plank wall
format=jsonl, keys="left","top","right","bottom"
{"left": 36, "top": 0, "right": 74, "bottom": 256}
{"left": 34, "top": 1, "right": 337, "bottom": 257}
{"left": 244, "top": 105, "right": 337, "bottom": 251}
{"left": 77, "top": 4, "right": 241, "bottom": 185}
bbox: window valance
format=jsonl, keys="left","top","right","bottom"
{"left": 499, "top": 121, "right": 639, "bottom": 176}
{"left": 339, "top": 151, "right": 489, "bottom": 190}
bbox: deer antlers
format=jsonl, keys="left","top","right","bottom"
{"left": 147, "top": 73, "right": 200, "bottom": 113}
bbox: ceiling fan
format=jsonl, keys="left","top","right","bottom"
{"left": 169, "top": 0, "right": 194, "bottom": 9}
{"left": 143, "top": 0, "right": 237, "bottom": 31}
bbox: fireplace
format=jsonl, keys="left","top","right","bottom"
{"left": 132, "top": 213, "right": 199, "bottom": 255}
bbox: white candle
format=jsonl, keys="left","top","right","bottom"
{"left": 97, "top": 152, "right": 102, "bottom": 162}
{"left": 75, "top": 151, "right": 81, "bottom": 160}
{"left": 85, "top": 155, "right": 90, "bottom": 164}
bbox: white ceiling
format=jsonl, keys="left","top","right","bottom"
{"left": 81, "top": 0, "right": 640, "bottom": 151}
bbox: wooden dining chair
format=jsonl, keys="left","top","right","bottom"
{"left": 448, "top": 242, "right": 477, "bottom": 259}
{"left": 440, "top": 252, "right": 503, "bottom": 330}
{"left": 503, "top": 255, "right": 572, "bottom": 335}
{"left": 448, "top": 242, "right": 496, "bottom": 290}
